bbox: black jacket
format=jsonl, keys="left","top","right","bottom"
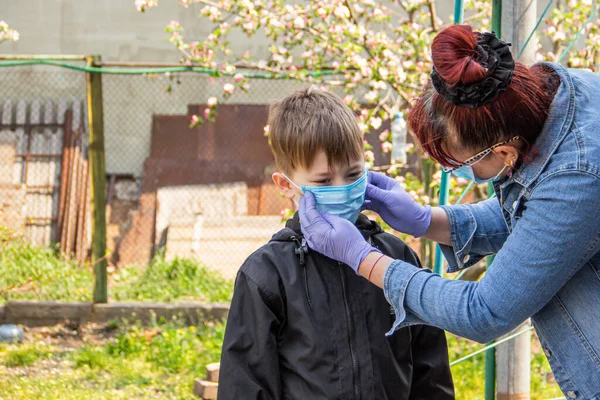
{"left": 218, "top": 214, "right": 454, "bottom": 400}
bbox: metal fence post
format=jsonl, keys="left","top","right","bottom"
{"left": 85, "top": 55, "right": 108, "bottom": 303}
{"left": 484, "top": 2, "right": 503, "bottom": 397}
{"left": 433, "top": 0, "right": 465, "bottom": 277}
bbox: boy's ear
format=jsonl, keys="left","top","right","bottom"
{"left": 272, "top": 172, "right": 296, "bottom": 199}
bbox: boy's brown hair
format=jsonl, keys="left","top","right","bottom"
{"left": 267, "top": 87, "right": 364, "bottom": 174}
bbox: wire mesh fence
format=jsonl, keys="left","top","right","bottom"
{"left": 0, "top": 66, "right": 89, "bottom": 263}
{"left": 0, "top": 64, "right": 382, "bottom": 280}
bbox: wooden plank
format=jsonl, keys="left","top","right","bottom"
{"left": 65, "top": 133, "right": 81, "bottom": 258}
{"left": 60, "top": 126, "right": 76, "bottom": 255}
{"left": 193, "top": 379, "right": 218, "bottom": 399}
{"left": 56, "top": 109, "right": 73, "bottom": 245}
{"left": 28, "top": 101, "right": 41, "bottom": 245}
{"left": 14, "top": 101, "right": 26, "bottom": 184}
{"left": 206, "top": 363, "right": 220, "bottom": 383}
{"left": 75, "top": 159, "right": 88, "bottom": 264}
{"left": 0, "top": 101, "right": 16, "bottom": 186}
{"left": 44, "top": 100, "right": 55, "bottom": 244}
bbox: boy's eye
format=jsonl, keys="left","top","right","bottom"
{"left": 314, "top": 179, "right": 331, "bottom": 185}
{"left": 347, "top": 171, "right": 362, "bottom": 179}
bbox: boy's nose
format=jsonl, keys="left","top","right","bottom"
{"left": 331, "top": 177, "right": 349, "bottom": 186}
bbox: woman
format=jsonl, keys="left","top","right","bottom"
{"left": 299, "top": 24, "right": 600, "bottom": 399}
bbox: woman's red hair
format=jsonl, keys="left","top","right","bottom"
{"left": 408, "top": 24, "right": 554, "bottom": 168}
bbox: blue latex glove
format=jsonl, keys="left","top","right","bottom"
{"left": 362, "top": 171, "right": 432, "bottom": 237}
{"left": 299, "top": 192, "right": 379, "bottom": 273}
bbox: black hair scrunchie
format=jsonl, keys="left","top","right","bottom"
{"left": 430, "top": 31, "right": 515, "bottom": 109}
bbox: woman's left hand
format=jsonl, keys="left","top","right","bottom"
{"left": 299, "top": 192, "right": 378, "bottom": 273}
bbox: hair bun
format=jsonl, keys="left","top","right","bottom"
{"left": 431, "top": 24, "right": 487, "bottom": 85}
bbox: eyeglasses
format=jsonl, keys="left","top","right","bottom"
{"left": 442, "top": 136, "right": 522, "bottom": 174}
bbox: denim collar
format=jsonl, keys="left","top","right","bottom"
{"left": 513, "top": 62, "right": 576, "bottom": 187}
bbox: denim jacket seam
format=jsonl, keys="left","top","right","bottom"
{"left": 514, "top": 64, "right": 576, "bottom": 187}
{"left": 533, "top": 320, "right": 578, "bottom": 393}
{"left": 473, "top": 232, "right": 508, "bottom": 238}
{"left": 554, "top": 295, "right": 600, "bottom": 371}
{"left": 530, "top": 167, "right": 600, "bottom": 193}
{"left": 440, "top": 206, "right": 461, "bottom": 267}
{"left": 589, "top": 260, "right": 600, "bottom": 282}
{"left": 444, "top": 205, "right": 478, "bottom": 261}
{"left": 456, "top": 210, "right": 477, "bottom": 257}
{"left": 441, "top": 206, "right": 458, "bottom": 248}
{"left": 384, "top": 263, "right": 427, "bottom": 333}
{"left": 572, "top": 121, "right": 586, "bottom": 168}
{"left": 581, "top": 232, "right": 600, "bottom": 268}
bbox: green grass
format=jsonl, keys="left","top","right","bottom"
{"left": 0, "top": 321, "right": 225, "bottom": 400}
{"left": 1, "top": 342, "right": 52, "bottom": 367}
{"left": 0, "top": 228, "right": 563, "bottom": 398}
{"left": 0, "top": 326, "right": 563, "bottom": 399}
{"left": 448, "top": 333, "right": 563, "bottom": 399}
{"left": 0, "top": 229, "right": 233, "bottom": 304}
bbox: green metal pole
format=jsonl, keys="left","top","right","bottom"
{"left": 484, "top": 3, "right": 503, "bottom": 398}
{"left": 433, "top": 0, "right": 465, "bottom": 276}
{"left": 454, "top": 0, "right": 465, "bottom": 25}
{"left": 491, "top": 0, "right": 503, "bottom": 37}
{"left": 86, "top": 55, "right": 108, "bottom": 303}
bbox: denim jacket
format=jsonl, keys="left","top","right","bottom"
{"left": 383, "top": 63, "right": 600, "bottom": 400}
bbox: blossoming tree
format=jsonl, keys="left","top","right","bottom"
{"left": 0, "top": 21, "right": 19, "bottom": 44}
{"left": 136, "top": 0, "right": 600, "bottom": 266}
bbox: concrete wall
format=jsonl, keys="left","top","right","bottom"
{"left": 0, "top": 0, "right": 271, "bottom": 62}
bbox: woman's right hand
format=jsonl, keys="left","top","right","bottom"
{"left": 364, "top": 171, "right": 432, "bottom": 237}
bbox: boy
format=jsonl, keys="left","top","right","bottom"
{"left": 218, "top": 88, "right": 454, "bottom": 399}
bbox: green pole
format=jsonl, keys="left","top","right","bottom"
{"left": 484, "top": 184, "right": 497, "bottom": 400}
{"left": 453, "top": 0, "right": 465, "bottom": 24}
{"left": 433, "top": 0, "right": 465, "bottom": 276}
{"left": 484, "top": 3, "right": 502, "bottom": 398}
{"left": 86, "top": 55, "right": 108, "bottom": 303}
{"left": 491, "top": 0, "right": 503, "bottom": 37}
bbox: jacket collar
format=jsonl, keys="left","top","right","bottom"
{"left": 272, "top": 212, "right": 383, "bottom": 242}
{"left": 512, "top": 62, "right": 575, "bottom": 188}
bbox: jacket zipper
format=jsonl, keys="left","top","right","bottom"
{"left": 339, "top": 262, "right": 361, "bottom": 400}
{"left": 291, "top": 236, "right": 313, "bottom": 310}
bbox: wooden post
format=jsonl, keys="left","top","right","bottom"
{"left": 496, "top": 321, "right": 531, "bottom": 400}
{"left": 502, "top": 0, "right": 538, "bottom": 64}
{"left": 85, "top": 55, "right": 108, "bottom": 303}
{"left": 495, "top": 1, "right": 537, "bottom": 397}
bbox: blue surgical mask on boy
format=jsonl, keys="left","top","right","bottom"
{"left": 285, "top": 169, "right": 368, "bottom": 223}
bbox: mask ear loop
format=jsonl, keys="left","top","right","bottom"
{"left": 281, "top": 173, "right": 304, "bottom": 207}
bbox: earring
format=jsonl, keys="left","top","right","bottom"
{"left": 505, "top": 156, "right": 517, "bottom": 177}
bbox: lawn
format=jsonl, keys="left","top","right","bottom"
{"left": 0, "top": 320, "right": 224, "bottom": 400}
{"left": 0, "top": 228, "right": 233, "bottom": 304}
{"left": 0, "top": 229, "right": 564, "bottom": 399}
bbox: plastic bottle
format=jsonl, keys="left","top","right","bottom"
{"left": 391, "top": 112, "right": 407, "bottom": 165}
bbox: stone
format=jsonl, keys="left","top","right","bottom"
{"left": 4, "top": 301, "right": 92, "bottom": 327}
{"left": 0, "top": 324, "right": 25, "bottom": 343}
{"left": 206, "top": 363, "right": 220, "bottom": 383}
{"left": 92, "top": 302, "right": 229, "bottom": 325}
{"left": 193, "top": 379, "right": 218, "bottom": 399}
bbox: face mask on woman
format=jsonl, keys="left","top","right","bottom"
{"left": 443, "top": 136, "right": 521, "bottom": 184}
